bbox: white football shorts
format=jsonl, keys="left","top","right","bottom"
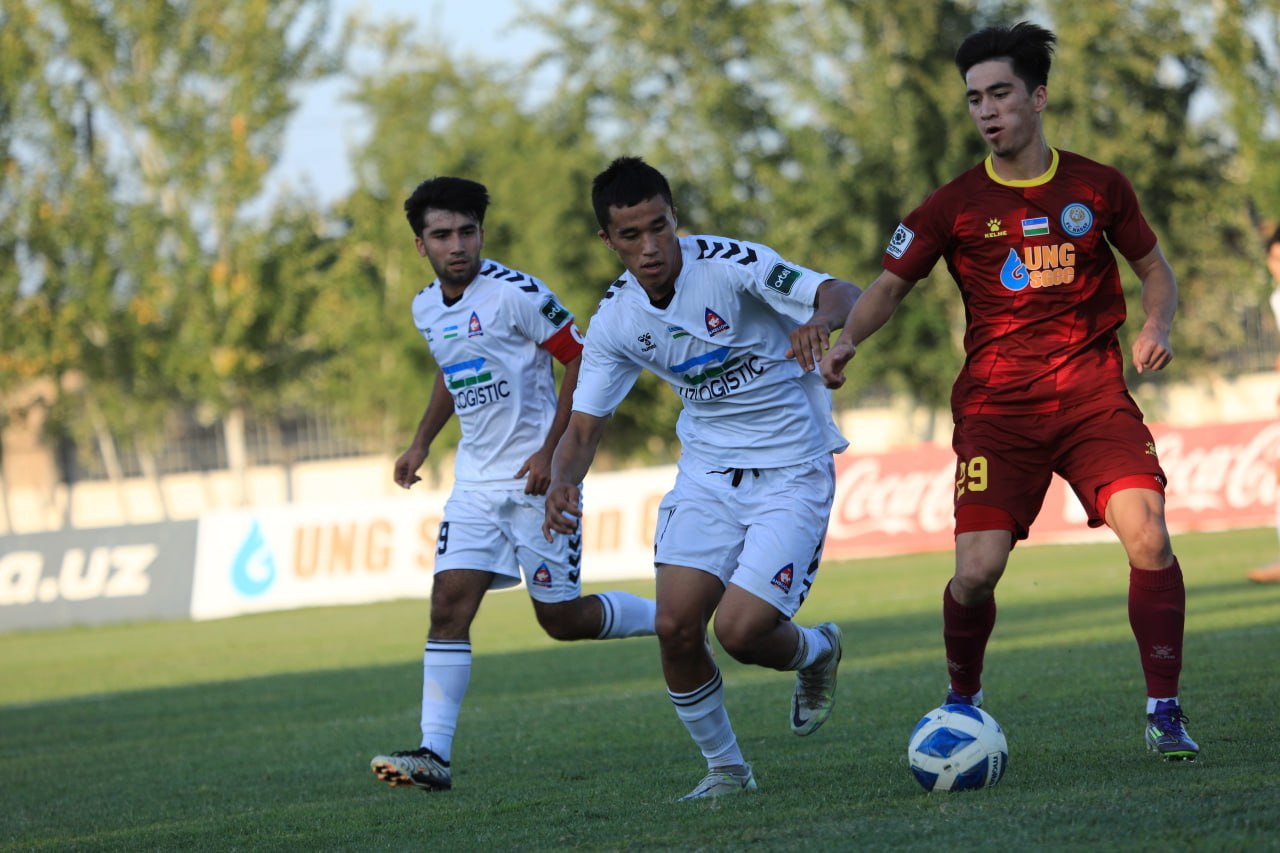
{"left": 653, "top": 454, "right": 835, "bottom": 618}
{"left": 435, "top": 487, "right": 583, "bottom": 603}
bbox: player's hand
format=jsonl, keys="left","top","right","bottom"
{"left": 785, "top": 321, "right": 832, "bottom": 372}
{"left": 516, "top": 447, "right": 554, "bottom": 495}
{"left": 542, "top": 481, "right": 582, "bottom": 541}
{"left": 1131, "top": 322, "right": 1173, "bottom": 374}
{"left": 393, "top": 446, "right": 428, "bottom": 489}
{"left": 819, "top": 340, "right": 857, "bottom": 389}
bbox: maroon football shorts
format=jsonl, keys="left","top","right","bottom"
{"left": 951, "top": 391, "right": 1166, "bottom": 541}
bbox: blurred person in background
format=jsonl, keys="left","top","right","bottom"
{"left": 1248, "top": 225, "right": 1280, "bottom": 584}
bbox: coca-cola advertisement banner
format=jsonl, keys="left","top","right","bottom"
{"left": 826, "top": 419, "right": 1279, "bottom": 560}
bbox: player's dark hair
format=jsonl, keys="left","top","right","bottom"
{"left": 403, "top": 176, "right": 490, "bottom": 237}
{"left": 955, "top": 21, "right": 1057, "bottom": 92}
{"left": 1268, "top": 225, "right": 1280, "bottom": 251}
{"left": 591, "top": 156, "right": 674, "bottom": 230}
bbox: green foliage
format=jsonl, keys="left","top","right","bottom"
{"left": 1, "top": 0, "right": 340, "bottom": 482}
{"left": 4, "top": 0, "right": 1280, "bottom": 468}
{"left": 1, "top": 528, "right": 1277, "bottom": 848}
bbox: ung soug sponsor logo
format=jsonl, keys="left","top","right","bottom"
{"left": 999, "top": 243, "right": 1077, "bottom": 291}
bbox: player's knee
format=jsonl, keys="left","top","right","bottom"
{"left": 654, "top": 610, "right": 703, "bottom": 655}
{"left": 951, "top": 568, "right": 998, "bottom": 604}
{"left": 714, "top": 627, "right": 757, "bottom": 663}
{"left": 534, "top": 600, "right": 594, "bottom": 641}
{"left": 1121, "top": 524, "right": 1173, "bottom": 568}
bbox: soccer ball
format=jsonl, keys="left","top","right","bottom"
{"left": 907, "top": 704, "right": 1008, "bottom": 792}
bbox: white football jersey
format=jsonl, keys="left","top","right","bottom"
{"left": 574, "top": 234, "right": 848, "bottom": 468}
{"left": 411, "top": 260, "right": 579, "bottom": 488}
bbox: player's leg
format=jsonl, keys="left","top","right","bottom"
{"left": 512, "top": 491, "right": 656, "bottom": 641}
{"left": 708, "top": 457, "right": 843, "bottom": 736}
{"left": 1247, "top": 494, "right": 1280, "bottom": 582}
{"left": 1060, "top": 391, "right": 1196, "bottom": 759}
{"left": 370, "top": 567, "right": 493, "bottom": 791}
{"left": 1103, "top": 485, "right": 1197, "bottom": 759}
{"left": 947, "top": 415, "right": 1052, "bottom": 705}
{"left": 372, "top": 490, "right": 520, "bottom": 791}
{"left": 655, "top": 563, "right": 756, "bottom": 801}
{"left": 945, "top": 528, "right": 1014, "bottom": 705}
{"left": 647, "top": 460, "right": 759, "bottom": 799}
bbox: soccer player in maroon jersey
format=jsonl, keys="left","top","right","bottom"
{"left": 820, "top": 21, "right": 1197, "bottom": 760}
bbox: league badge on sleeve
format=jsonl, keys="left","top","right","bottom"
{"left": 765, "top": 263, "right": 801, "bottom": 295}
{"left": 540, "top": 296, "right": 571, "bottom": 327}
{"left": 887, "top": 223, "right": 915, "bottom": 259}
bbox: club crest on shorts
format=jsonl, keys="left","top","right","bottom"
{"left": 532, "top": 563, "right": 553, "bottom": 587}
{"left": 771, "top": 563, "right": 795, "bottom": 593}
{"left": 705, "top": 307, "right": 730, "bottom": 337}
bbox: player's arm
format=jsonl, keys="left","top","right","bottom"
{"left": 395, "top": 369, "right": 455, "bottom": 489}
{"left": 517, "top": 351, "right": 582, "bottom": 496}
{"left": 1127, "top": 244, "right": 1177, "bottom": 374}
{"left": 542, "top": 410, "right": 610, "bottom": 540}
{"left": 819, "top": 269, "right": 917, "bottom": 389}
{"left": 786, "top": 278, "right": 863, "bottom": 372}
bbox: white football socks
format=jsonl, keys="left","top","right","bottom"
{"left": 419, "top": 639, "right": 472, "bottom": 762}
{"left": 788, "top": 623, "right": 833, "bottom": 670}
{"left": 594, "top": 591, "right": 658, "bottom": 639}
{"left": 668, "top": 668, "right": 745, "bottom": 769}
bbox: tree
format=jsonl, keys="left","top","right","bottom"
{"left": 6, "top": 0, "right": 342, "bottom": 509}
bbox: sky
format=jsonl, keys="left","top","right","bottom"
{"left": 270, "top": 0, "right": 551, "bottom": 204}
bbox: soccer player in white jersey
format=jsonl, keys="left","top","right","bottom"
{"left": 542, "top": 158, "right": 861, "bottom": 801}
{"left": 370, "top": 176, "right": 657, "bottom": 793}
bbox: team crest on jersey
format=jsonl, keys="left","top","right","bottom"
{"left": 770, "top": 563, "right": 795, "bottom": 593}
{"left": 1060, "top": 202, "right": 1094, "bottom": 237}
{"left": 540, "top": 296, "right": 570, "bottom": 327}
{"left": 532, "top": 563, "right": 553, "bottom": 587}
{"left": 705, "top": 308, "right": 730, "bottom": 337}
{"left": 765, "top": 263, "right": 801, "bottom": 295}
{"left": 886, "top": 223, "right": 914, "bottom": 259}
{"left": 467, "top": 311, "right": 483, "bottom": 338}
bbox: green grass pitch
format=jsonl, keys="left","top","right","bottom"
{"left": 2, "top": 527, "right": 1278, "bottom": 850}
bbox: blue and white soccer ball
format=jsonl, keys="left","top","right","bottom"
{"left": 907, "top": 704, "right": 1008, "bottom": 792}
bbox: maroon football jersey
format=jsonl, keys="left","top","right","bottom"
{"left": 883, "top": 149, "right": 1158, "bottom": 416}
